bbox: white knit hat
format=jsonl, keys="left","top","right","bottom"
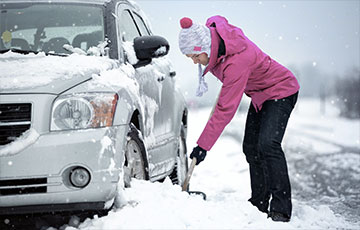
{"left": 178, "top": 17, "right": 211, "bottom": 56}
{"left": 179, "top": 17, "right": 211, "bottom": 97}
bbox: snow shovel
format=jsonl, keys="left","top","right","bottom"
{"left": 180, "top": 92, "right": 218, "bottom": 200}
{"left": 182, "top": 158, "right": 207, "bottom": 200}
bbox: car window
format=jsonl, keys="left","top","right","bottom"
{"left": 132, "top": 12, "right": 150, "bottom": 36}
{"left": 119, "top": 10, "right": 140, "bottom": 42}
{"left": 0, "top": 3, "right": 104, "bottom": 54}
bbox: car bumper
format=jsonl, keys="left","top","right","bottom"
{"left": 0, "top": 125, "right": 128, "bottom": 214}
{"left": 0, "top": 202, "right": 106, "bottom": 215}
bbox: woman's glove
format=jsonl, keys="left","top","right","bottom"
{"left": 190, "top": 145, "right": 207, "bottom": 165}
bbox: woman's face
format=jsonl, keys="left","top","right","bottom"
{"left": 186, "top": 53, "right": 209, "bottom": 66}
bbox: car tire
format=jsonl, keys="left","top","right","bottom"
{"left": 123, "top": 123, "right": 149, "bottom": 187}
{"left": 169, "top": 124, "right": 188, "bottom": 187}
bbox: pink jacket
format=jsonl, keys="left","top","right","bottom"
{"left": 197, "top": 16, "right": 300, "bottom": 151}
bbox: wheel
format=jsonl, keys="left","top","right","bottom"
{"left": 123, "top": 123, "right": 149, "bottom": 187}
{"left": 169, "top": 124, "right": 188, "bottom": 186}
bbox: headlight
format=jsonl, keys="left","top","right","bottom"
{"left": 51, "top": 93, "right": 118, "bottom": 131}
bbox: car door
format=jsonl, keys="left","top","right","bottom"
{"left": 116, "top": 5, "right": 176, "bottom": 180}
{"left": 131, "top": 11, "right": 178, "bottom": 179}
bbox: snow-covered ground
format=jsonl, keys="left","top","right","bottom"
{"left": 51, "top": 98, "right": 359, "bottom": 230}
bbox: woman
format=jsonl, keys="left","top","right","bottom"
{"left": 178, "top": 16, "right": 299, "bottom": 222}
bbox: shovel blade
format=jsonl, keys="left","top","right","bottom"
{"left": 188, "top": 190, "right": 207, "bottom": 200}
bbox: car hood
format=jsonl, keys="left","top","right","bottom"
{"left": 0, "top": 51, "right": 118, "bottom": 94}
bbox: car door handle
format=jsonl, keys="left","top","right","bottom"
{"left": 157, "top": 76, "right": 165, "bottom": 82}
{"left": 169, "top": 71, "right": 176, "bottom": 77}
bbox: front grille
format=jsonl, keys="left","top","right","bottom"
{"left": 0, "top": 103, "right": 32, "bottom": 145}
{"left": 0, "top": 103, "right": 31, "bottom": 122}
{"left": 0, "top": 178, "right": 47, "bottom": 196}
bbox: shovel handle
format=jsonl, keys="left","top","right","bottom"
{"left": 182, "top": 158, "right": 197, "bottom": 191}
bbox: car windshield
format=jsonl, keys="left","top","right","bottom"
{"left": 0, "top": 3, "right": 105, "bottom": 55}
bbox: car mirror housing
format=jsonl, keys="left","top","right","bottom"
{"left": 133, "top": 35, "right": 169, "bottom": 68}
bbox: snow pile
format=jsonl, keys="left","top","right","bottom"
{"left": 0, "top": 128, "right": 40, "bottom": 157}
{"left": 0, "top": 51, "right": 117, "bottom": 90}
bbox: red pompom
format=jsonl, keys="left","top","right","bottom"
{"left": 180, "top": 17, "right": 193, "bottom": 29}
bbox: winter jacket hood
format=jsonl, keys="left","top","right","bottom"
{"left": 207, "top": 15, "right": 247, "bottom": 57}
{"left": 203, "top": 15, "right": 248, "bottom": 76}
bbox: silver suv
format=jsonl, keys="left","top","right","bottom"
{"left": 0, "top": 0, "right": 188, "bottom": 215}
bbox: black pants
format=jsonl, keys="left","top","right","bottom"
{"left": 242, "top": 92, "right": 298, "bottom": 218}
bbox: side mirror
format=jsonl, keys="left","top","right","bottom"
{"left": 133, "top": 35, "right": 169, "bottom": 68}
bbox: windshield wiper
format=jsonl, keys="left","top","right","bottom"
{"left": 0, "top": 48, "right": 68, "bottom": 57}
{"left": 44, "top": 51, "right": 68, "bottom": 57}
{"left": 0, "top": 48, "right": 38, "bottom": 55}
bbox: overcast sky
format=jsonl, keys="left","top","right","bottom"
{"left": 136, "top": 0, "right": 359, "bottom": 100}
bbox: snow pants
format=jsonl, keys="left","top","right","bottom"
{"left": 242, "top": 92, "right": 298, "bottom": 218}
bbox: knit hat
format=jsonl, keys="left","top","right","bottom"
{"left": 179, "top": 17, "right": 211, "bottom": 97}
{"left": 178, "top": 17, "right": 211, "bottom": 56}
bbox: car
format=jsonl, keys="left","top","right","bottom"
{"left": 0, "top": 0, "right": 189, "bottom": 216}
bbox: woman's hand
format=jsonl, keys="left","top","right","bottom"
{"left": 190, "top": 145, "right": 207, "bottom": 165}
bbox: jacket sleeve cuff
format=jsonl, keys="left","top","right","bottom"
{"left": 197, "top": 140, "right": 211, "bottom": 151}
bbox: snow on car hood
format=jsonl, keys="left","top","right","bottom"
{"left": 0, "top": 51, "right": 118, "bottom": 94}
